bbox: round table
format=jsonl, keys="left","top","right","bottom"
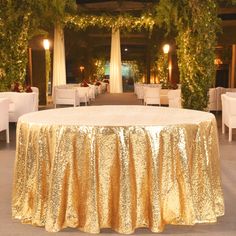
{"left": 12, "top": 105, "right": 224, "bottom": 234}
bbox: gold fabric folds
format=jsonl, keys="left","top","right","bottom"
{"left": 12, "top": 118, "right": 224, "bottom": 234}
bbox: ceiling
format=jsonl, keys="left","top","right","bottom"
{"left": 30, "top": 1, "right": 236, "bottom": 63}
{"left": 71, "top": 1, "right": 236, "bottom": 61}
{"left": 76, "top": 0, "right": 156, "bottom": 12}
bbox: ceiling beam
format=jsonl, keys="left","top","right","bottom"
{"left": 218, "top": 7, "right": 236, "bottom": 14}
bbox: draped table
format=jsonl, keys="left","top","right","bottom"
{"left": 12, "top": 106, "right": 224, "bottom": 234}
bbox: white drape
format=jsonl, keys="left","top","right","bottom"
{"left": 110, "top": 28, "right": 123, "bottom": 93}
{"left": 53, "top": 24, "right": 66, "bottom": 88}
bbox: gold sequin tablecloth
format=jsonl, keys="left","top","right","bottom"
{"left": 12, "top": 106, "right": 224, "bottom": 234}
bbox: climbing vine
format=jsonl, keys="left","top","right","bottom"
{"left": 65, "top": 13, "right": 155, "bottom": 32}
{"left": 156, "top": 52, "right": 169, "bottom": 88}
{"left": 155, "top": 0, "right": 220, "bottom": 110}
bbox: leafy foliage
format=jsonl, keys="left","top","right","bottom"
{"left": 155, "top": 0, "right": 220, "bottom": 110}
{"left": 0, "top": 1, "right": 31, "bottom": 91}
{"left": 0, "top": 0, "right": 76, "bottom": 91}
{"left": 156, "top": 53, "right": 169, "bottom": 88}
{"left": 65, "top": 13, "right": 155, "bottom": 32}
{"left": 0, "top": 0, "right": 222, "bottom": 111}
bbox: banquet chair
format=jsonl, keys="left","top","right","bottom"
{"left": 168, "top": 89, "right": 182, "bottom": 108}
{"left": 31, "top": 87, "right": 39, "bottom": 111}
{"left": 136, "top": 84, "right": 144, "bottom": 100}
{"left": 0, "top": 98, "right": 10, "bottom": 143}
{"left": 0, "top": 92, "right": 38, "bottom": 122}
{"left": 226, "top": 92, "right": 236, "bottom": 97}
{"left": 144, "top": 87, "right": 161, "bottom": 106}
{"left": 88, "top": 85, "right": 96, "bottom": 101}
{"left": 216, "top": 87, "right": 226, "bottom": 111}
{"left": 160, "top": 89, "right": 169, "bottom": 105}
{"left": 53, "top": 87, "right": 80, "bottom": 108}
{"left": 208, "top": 88, "right": 217, "bottom": 111}
{"left": 76, "top": 87, "right": 89, "bottom": 105}
{"left": 221, "top": 94, "right": 236, "bottom": 141}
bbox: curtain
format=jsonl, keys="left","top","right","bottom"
{"left": 110, "top": 28, "right": 123, "bottom": 93}
{"left": 53, "top": 24, "right": 66, "bottom": 89}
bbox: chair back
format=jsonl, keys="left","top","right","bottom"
{"left": 136, "top": 84, "right": 144, "bottom": 99}
{"left": 76, "top": 87, "right": 89, "bottom": 105}
{"left": 168, "top": 89, "right": 181, "bottom": 108}
{"left": 0, "top": 98, "right": 10, "bottom": 143}
{"left": 226, "top": 92, "right": 236, "bottom": 98}
{"left": 53, "top": 87, "right": 79, "bottom": 107}
{"left": 208, "top": 88, "right": 217, "bottom": 111}
{"left": 55, "top": 88, "right": 75, "bottom": 99}
{"left": 221, "top": 94, "right": 236, "bottom": 141}
{"left": 144, "top": 87, "right": 161, "bottom": 105}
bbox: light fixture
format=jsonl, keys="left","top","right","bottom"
{"left": 124, "top": 48, "right": 128, "bottom": 51}
{"left": 214, "top": 58, "right": 223, "bottom": 65}
{"left": 163, "top": 44, "right": 170, "bottom": 54}
{"left": 79, "top": 66, "right": 85, "bottom": 72}
{"left": 43, "top": 39, "right": 50, "bottom": 50}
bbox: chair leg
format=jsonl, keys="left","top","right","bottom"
{"left": 222, "top": 119, "right": 225, "bottom": 134}
{"left": 6, "top": 127, "right": 10, "bottom": 143}
{"left": 229, "top": 128, "right": 232, "bottom": 142}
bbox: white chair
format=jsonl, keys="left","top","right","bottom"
{"left": 76, "top": 87, "right": 89, "bottom": 105}
{"left": 144, "top": 87, "right": 161, "bottom": 106}
{"left": 53, "top": 87, "right": 80, "bottom": 108}
{"left": 101, "top": 82, "right": 107, "bottom": 93}
{"left": 97, "top": 85, "right": 102, "bottom": 94}
{"left": 208, "top": 88, "right": 217, "bottom": 111}
{"left": 160, "top": 89, "right": 169, "bottom": 105}
{"left": 31, "top": 87, "right": 39, "bottom": 111}
{"left": 0, "top": 92, "right": 38, "bottom": 122}
{"left": 0, "top": 98, "right": 10, "bottom": 143}
{"left": 168, "top": 89, "right": 181, "bottom": 108}
{"left": 88, "top": 85, "right": 96, "bottom": 101}
{"left": 226, "top": 88, "right": 236, "bottom": 93}
{"left": 226, "top": 92, "right": 236, "bottom": 97}
{"left": 216, "top": 87, "right": 226, "bottom": 111}
{"left": 221, "top": 94, "right": 236, "bottom": 141}
{"left": 136, "top": 84, "right": 144, "bottom": 100}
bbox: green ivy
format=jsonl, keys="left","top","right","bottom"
{"left": 0, "top": 4, "right": 30, "bottom": 91}
{"left": 0, "top": 0, "right": 76, "bottom": 91}
{"left": 155, "top": 0, "right": 220, "bottom": 110}
{"left": 156, "top": 52, "right": 169, "bottom": 88}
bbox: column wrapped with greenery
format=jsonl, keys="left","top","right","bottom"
{"left": 156, "top": 52, "right": 169, "bottom": 88}
{"left": 0, "top": 0, "right": 76, "bottom": 92}
{"left": 156, "top": 0, "right": 220, "bottom": 110}
{"left": 0, "top": 2, "right": 31, "bottom": 91}
{"left": 176, "top": 0, "right": 220, "bottom": 110}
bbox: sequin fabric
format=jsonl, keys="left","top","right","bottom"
{"left": 12, "top": 108, "right": 224, "bottom": 234}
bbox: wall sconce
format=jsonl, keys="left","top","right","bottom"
{"left": 43, "top": 39, "right": 50, "bottom": 50}
{"left": 163, "top": 44, "right": 170, "bottom": 54}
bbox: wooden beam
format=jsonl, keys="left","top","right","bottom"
{"left": 231, "top": 44, "right": 236, "bottom": 88}
{"left": 222, "top": 20, "right": 236, "bottom": 26}
{"left": 218, "top": 7, "right": 236, "bottom": 14}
